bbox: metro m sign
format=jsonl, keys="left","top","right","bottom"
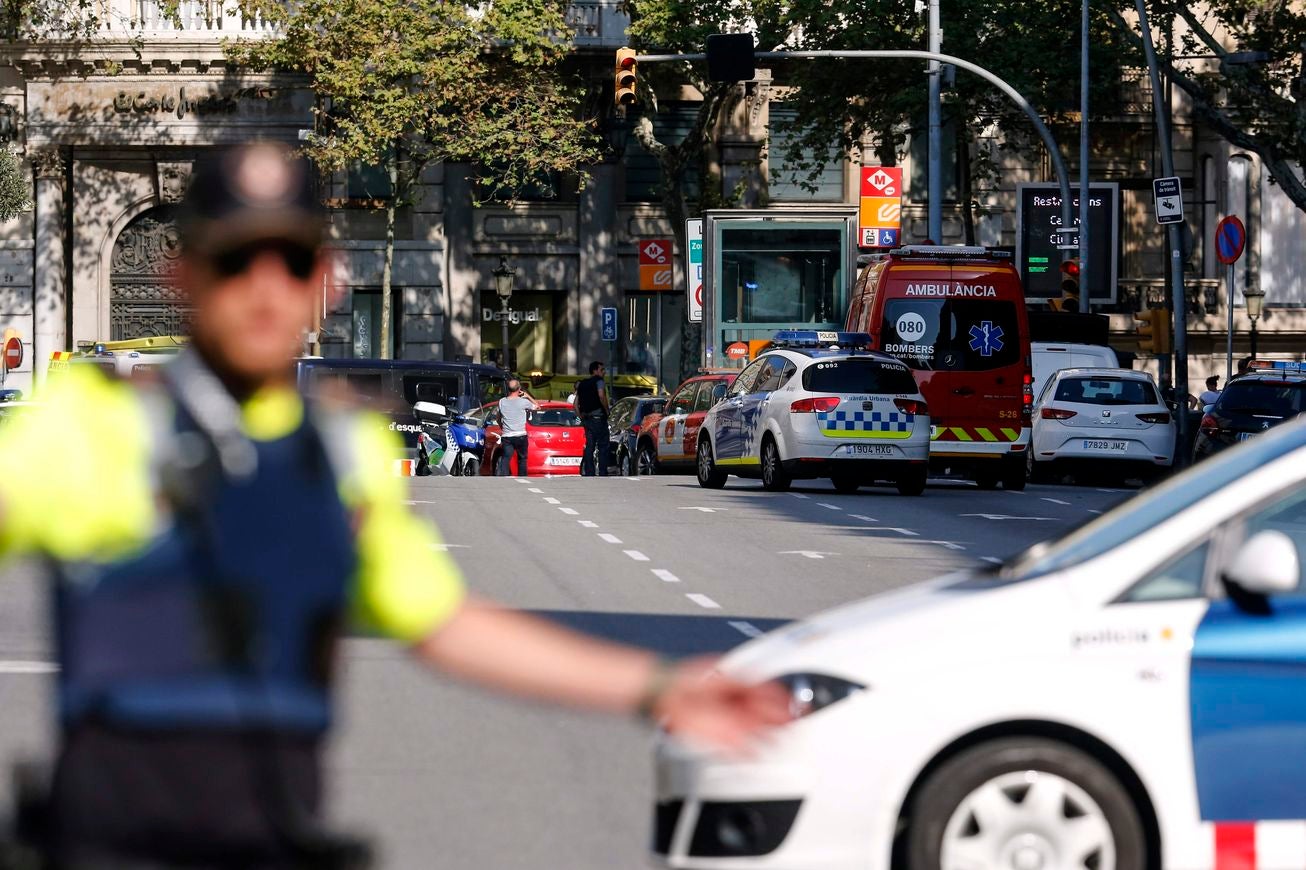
{"left": 858, "top": 166, "right": 904, "bottom": 249}
{"left": 638, "top": 238, "right": 674, "bottom": 291}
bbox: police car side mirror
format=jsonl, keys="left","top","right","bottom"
{"left": 1222, "top": 530, "right": 1300, "bottom": 609}
{"left": 413, "top": 401, "right": 450, "bottom": 424}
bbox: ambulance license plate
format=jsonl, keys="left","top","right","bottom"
{"left": 843, "top": 444, "right": 893, "bottom": 456}
{"left": 1082, "top": 439, "right": 1127, "bottom": 452}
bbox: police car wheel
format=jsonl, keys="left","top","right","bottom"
{"left": 896, "top": 467, "right": 927, "bottom": 496}
{"left": 760, "top": 438, "right": 791, "bottom": 492}
{"left": 696, "top": 438, "right": 727, "bottom": 489}
{"left": 906, "top": 738, "right": 1147, "bottom": 870}
{"left": 831, "top": 474, "right": 860, "bottom": 494}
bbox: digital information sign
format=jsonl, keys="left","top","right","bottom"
{"left": 1016, "top": 182, "right": 1120, "bottom": 303}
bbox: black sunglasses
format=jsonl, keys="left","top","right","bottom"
{"left": 210, "top": 240, "right": 318, "bottom": 281}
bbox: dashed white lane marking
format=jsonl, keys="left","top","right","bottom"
{"left": 789, "top": 493, "right": 809, "bottom": 499}
{"left": 1096, "top": 488, "right": 1124, "bottom": 493}
{"left": 559, "top": 507, "right": 579, "bottom": 515}
{"left": 430, "top": 543, "right": 471, "bottom": 551}
{"left": 528, "top": 487, "right": 543, "bottom": 493}
{"left": 1088, "top": 509, "right": 1104, "bottom": 515}
{"left": 403, "top": 500, "right": 438, "bottom": 505}
{"left": 678, "top": 506, "right": 725, "bottom": 513}
{"left": 816, "top": 502, "right": 842, "bottom": 510}
{"left": 849, "top": 514, "right": 878, "bottom": 523}
{"left": 779, "top": 550, "right": 837, "bottom": 560}
{"left": 1041, "top": 497, "right": 1071, "bottom": 505}
{"left": 961, "top": 513, "right": 1057, "bottom": 522}
{"left": 513, "top": 478, "right": 529, "bottom": 483}
{"left": 922, "top": 540, "right": 966, "bottom": 551}
{"left": 0, "top": 661, "right": 57, "bottom": 675}
{"left": 625, "top": 477, "right": 640, "bottom": 482}
{"left": 598, "top": 533, "right": 623, "bottom": 544}
{"left": 887, "top": 527, "right": 919, "bottom": 537}
{"left": 652, "top": 569, "right": 680, "bottom": 583}
{"left": 624, "top": 550, "right": 650, "bottom": 562}
{"left": 578, "top": 520, "right": 599, "bottom": 528}
{"left": 980, "top": 556, "right": 1003, "bottom": 565}
{"left": 686, "top": 593, "right": 721, "bottom": 610}
{"left": 544, "top": 497, "right": 561, "bottom": 505}
{"left": 728, "top": 621, "right": 764, "bottom": 639}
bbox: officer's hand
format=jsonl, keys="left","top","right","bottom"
{"left": 652, "top": 657, "right": 792, "bottom": 754}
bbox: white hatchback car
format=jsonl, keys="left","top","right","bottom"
{"left": 695, "top": 332, "right": 931, "bottom": 495}
{"left": 1031, "top": 367, "right": 1175, "bottom": 483}
{"left": 655, "top": 418, "right": 1306, "bottom": 870}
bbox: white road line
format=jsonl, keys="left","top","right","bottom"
{"left": 578, "top": 520, "right": 599, "bottom": 528}
{"left": 513, "top": 478, "right": 529, "bottom": 483}
{"left": 789, "top": 493, "right": 809, "bottom": 499}
{"left": 1041, "top": 497, "right": 1071, "bottom": 505}
{"left": 686, "top": 593, "right": 721, "bottom": 610}
{"left": 779, "top": 550, "right": 837, "bottom": 559}
{"left": 678, "top": 506, "right": 726, "bottom": 513}
{"left": 849, "top": 514, "right": 878, "bottom": 523}
{"left": 0, "top": 661, "right": 57, "bottom": 674}
{"left": 624, "top": 550, "right": 650, "bottom": 562}
{"left": 558, "top": 507, "right": 579, "bottom": 515}
{"left": 527, "top": 487, "right": 543, "bottom": 493}
{"left": 961, "top": 513, "right": 1057, "bottom": 522}
{"left": 980, "top": 556, "right": 1003, "bottom": 564}
{"left": 403, "top": 500, "right": 438, "bottom": 505}
{"left": 887, "top": 528, "right": 919, "bottom": 537}
{"left": 816, "top": 502, "right": 842, "bottom": 510}
{"left": 1096, "top": 488, "right": 1124, "bottom": 493}
{"left": 598, "top": 533, "right": 623, "bottom": 544}
{"left": 728, "top": 621, "right": 764, "bottom": 639}
{"left": 625, "top": 477, "right": 640, "bottom": 482}
{"left": 1088, "top": 509, "right": 1104, "bottom": 515}
{"left": 430, "top": 543, "right": 471, "bottom": 551}
{"left": 652, "top": 569, "right": 680, "bottom": 583}
{"left": 544, "top": 497, "right": 561, "bottom": 505}
{"left": 922, "top": 540, "right": 967, "bottom": 551}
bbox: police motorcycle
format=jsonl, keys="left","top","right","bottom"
{"left": 412, "top": 401, "right": 483, "bottom": 476}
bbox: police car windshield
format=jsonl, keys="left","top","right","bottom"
{"left": 1216, "top": 380, "right": 1305, "bottom": 418}
{"left": 802, "top": 358, "right": 917, "bottom": 394}
{"left": 883, "top": 299, "right": 1020, "bottom": 372}
{"left": 989, "top": 419, "right": 1306, "bottom": 583}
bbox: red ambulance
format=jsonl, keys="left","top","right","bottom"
{"left": 845, "top": 245, "right": 1032, "bottom": 489}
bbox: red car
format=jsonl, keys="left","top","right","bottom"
{"left": 634, "top": 372, "right": 737, "bottom": 474}
{"left": 477, "top": 400, "right": 585, "bottom": 476}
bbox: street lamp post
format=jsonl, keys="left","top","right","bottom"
{"left": 1245, "top": 284, "right": 1265, "bottom": 360}
{"left": 492, "top": 257, "right": 516, "bottom": 372}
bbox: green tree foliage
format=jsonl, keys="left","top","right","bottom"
{"left": 773, "top": 0, "right": 1130, "bottom": 239}
{"left": 0, "top": 145, "right": 30, "bottom": 222}
{"left": 231, "top": 0, "right": 600, "bottom": 358}
{"left": 1103, "top": 1, "right": 1306, "bottom": 213}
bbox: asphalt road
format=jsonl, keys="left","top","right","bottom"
{"left": 0, "top": 472, "right": 1134, "bottom": 869}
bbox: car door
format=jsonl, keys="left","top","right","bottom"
{"left": 714, "top": 360, "right": 766, "bottom": 461}
{"left": 683, "top": 379, "right": 725, "bottom": 458}
{"left": 656, "top": 383, "right": 698, "bottom": 462}
{"left": 719, "top": 358, "right": 779, "bottom": 463}
{"left": 1191, "top": 485, "right": 1306, "bottom": 821}
{"left": 479, "top": 405, "right": 503, "bottom": 475}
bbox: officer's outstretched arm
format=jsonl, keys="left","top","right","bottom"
{"left": 415, "top": 598, "right": 791, "bottom": 753}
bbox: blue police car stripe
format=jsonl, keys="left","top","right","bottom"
{"left": 1190, "top": 596, "right": 1306, "bottom": 821}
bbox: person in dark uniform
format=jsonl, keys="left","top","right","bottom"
{"left": 0, "top": 144, "right": 789, "bottom": 868}
{"left": 574, "top": 360, "right": 610, "bottom": 476}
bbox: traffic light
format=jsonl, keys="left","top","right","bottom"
{"left": 614, "top": 48, "right": 638, "bottom": 107}
{"left": 1060, "top": 258, "right": 1080, "bottom": 296}
{"left": 1134, "top": 309, "right": 1173, "bottom": 354}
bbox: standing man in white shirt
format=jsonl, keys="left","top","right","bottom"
{"left": 497, "top": 378, "right": 539, "bottom": 476}
{"left": 1199, "top": 375, "right": 1221, "bottom": 408}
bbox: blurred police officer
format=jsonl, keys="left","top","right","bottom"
{"left": 0, "top": 143, "right": 787, "bottom": 868}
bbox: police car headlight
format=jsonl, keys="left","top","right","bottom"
{"left": 775, "top": 673, "right": 865, "bottom": 719}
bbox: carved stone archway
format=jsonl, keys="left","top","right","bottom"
{"left": 109, "top": 206, "right": 192, "bottom": 340}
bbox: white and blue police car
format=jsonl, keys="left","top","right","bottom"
{"left": 656, "top": 416, "right": 1306, "bottom": 870}
{"left": 696, "top": 332, "right": 931, "bottom": 495}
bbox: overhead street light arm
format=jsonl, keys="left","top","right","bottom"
{"left": 634, "top": 49, "right": 1074, "bottom": 232}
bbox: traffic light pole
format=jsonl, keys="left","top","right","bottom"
{"left": 633, "top": 49, "right": 1076, "bottom": 237}
{"left": 1134, "top": 0, "right": 1190, "bottom": 465}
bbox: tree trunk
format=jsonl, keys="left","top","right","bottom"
{"left": 379, "top": 150, "right": 398, "bottom": 360}
{"left": 957, "top": 123, "right": 975, "bottom": 246}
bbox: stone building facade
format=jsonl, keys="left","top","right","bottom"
{"left": 0, "top": 1, "right": 1300, "bottom": 396}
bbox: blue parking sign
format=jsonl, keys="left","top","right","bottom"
{"left": 600, "top": 307, "right": 618, "bottom": 342}
{"left": 878, "top": 228, "right": 899, "bottom": 247}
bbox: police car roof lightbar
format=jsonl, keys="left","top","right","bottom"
{"left": 772, "top": 330, "right": 873, "bottom": 349}
{"left": 889, "top": 245, "right": 1012, "bottom": 260}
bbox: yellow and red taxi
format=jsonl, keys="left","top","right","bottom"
{"left": 634, "top": 372, "right": 737, "bottom": 474}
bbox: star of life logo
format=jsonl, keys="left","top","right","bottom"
{"left": 968, "top": 321, "right": 1005, "bottom": 357}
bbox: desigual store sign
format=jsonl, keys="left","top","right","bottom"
{"left": 480, "top": 292, "right": 553, "bottom": 372}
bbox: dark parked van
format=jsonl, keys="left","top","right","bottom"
{"left": 295, "top": 358, "right": 507, "bottom": 448}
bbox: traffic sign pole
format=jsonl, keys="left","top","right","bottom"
{"left": 1215, "top": 215, "right": 1247, "bottom": 382}
{"left": 1226, "top": 263, "right": 1235, "bottom": 383}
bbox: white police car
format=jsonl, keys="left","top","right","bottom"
{"left": 656, "top": 416, "right": 1306, "bottom": 870}
{"left": 696, "top": 332, "right": 931, "bottom": 495}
